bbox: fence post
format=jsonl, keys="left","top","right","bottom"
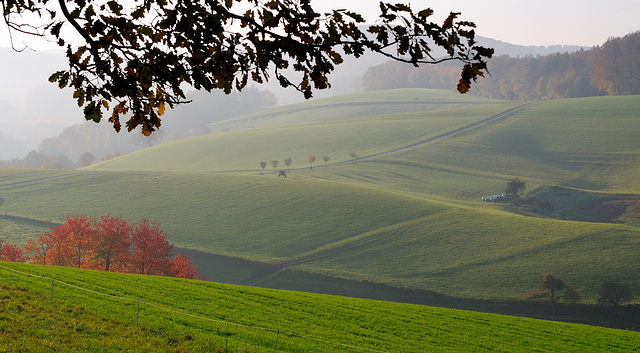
{"left": 225, "top": 323, "right": 229, "bottom": 352}
{"left": 136, "top": 299, "right": 140, "bottom": 328}
{"left": 274, "top": 331, "right": 279, "bottom": 353}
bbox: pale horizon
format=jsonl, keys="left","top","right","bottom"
{"left": 314, "top": 0, "right": 640, "bottom": 48}
{"left": 1, "top": 1, "right": 639, "bottom": 49}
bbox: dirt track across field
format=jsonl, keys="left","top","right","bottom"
{"left": 0, "top": 173, "right": 85, "bottom": 189}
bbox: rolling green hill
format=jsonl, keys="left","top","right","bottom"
{"left": 0, "top": 171, "right": 444, "bottom": 261}
{"left": 2, "top": 91, "right": 640, "bottom": 309}
{"left": 85, "top": 89, "right": 516, "bottom": 173}
{"left": 3, "top": 169, "right": 639, "bottom": 301}
{"left": 2, "top": 262, "right": 639, "bottom": 352}
{"left": 206, "top": 88, "right": 502, "bottom": 133}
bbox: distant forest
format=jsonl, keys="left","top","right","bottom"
{"left": 363, "top": 31, "right": 640, "bottom": 100}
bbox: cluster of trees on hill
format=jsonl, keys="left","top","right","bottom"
{"left": 1, "top": 214, "right": 200, "bottom": 279}
{"left": 527, "top": 273, "right": 634, "bottom": 315}
{"left": 363, "top": 31, "right": 640, "bottom": 100}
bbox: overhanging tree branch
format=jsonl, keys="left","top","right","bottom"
{"left": 2, "top": 0, "right": 493, "bottom": 135}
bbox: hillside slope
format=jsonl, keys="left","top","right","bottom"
{"left": 86, "top": 90, "right": 515, "bottom": 173}
{"left": 2, "top": 262, "right": 639, "bottom": 353}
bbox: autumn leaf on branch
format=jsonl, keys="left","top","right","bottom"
{"left": 4, "top": 0, "right": 493, "bottom": 134}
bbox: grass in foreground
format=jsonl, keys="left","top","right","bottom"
{"left": 0, "top": 282, "right": 221, "bottom": 352}
{"left": 1, "top": 262, "right": 639, "bottom": 353}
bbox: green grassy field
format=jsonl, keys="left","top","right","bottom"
{"left": 4, "top": 169, "right": 639, "bottom": 301}
{"left": 0, "top": 169, "right": 76, "bottom": 187}
{"left": 207, "top": 88, "right": 502, "bottom": 133}
{"left": 0, "top": 215, "right": 53, "bottom": 245}
{"left": 2, "top": 262, "right": 639, "bottom": 352}
{"left": 0, "top": 171, "right": 444, "bottom": 261}
{"left": 2, "top": 91, "right": 640, "bottom": 307}
{"left": 86, "top": 96, "right": 518, "bottom": 173}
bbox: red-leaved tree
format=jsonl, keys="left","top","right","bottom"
{"left": 23, "top": 214, "right": 200, "bottom": 279}
{"left": 0, "top": 240, "right": 26, "bottom": 262}
{"left": 91, "top": 215, "right": 132, "bottom": 272}
{"left": 24, "top": 230, "right": 55, "bottom": 265}
{"left": 170, "top": 253, "right": 201, "bottom": 280}
{"left": 59, "top": 214, "right": 95, "bottom": 268}
{"left": 129, "top": 219, "right": 174, "bottom": 276}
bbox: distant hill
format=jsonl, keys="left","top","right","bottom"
{"left": 25, "top": 86, "right": 277, "bottom": 166}
{"left": 477, "top": 36, "right": 587, "bottom": 57}
{"left": 0, "top": 128, "right": 29, "bottom": 160}
{"left": 263, "top": 35, "right": 589, "bottom": 105}
{"left": 0, "top": 48, "right": 82, "bottom": 155}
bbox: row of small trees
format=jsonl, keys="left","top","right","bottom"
{"left": 0, "top": 214, "right": 200, "bottom": 279}
{"left": 259, "top": 152, "right": 360, "bottom": 174}
{"left": 259, "top": 154, "right": 327, "bottom": 174}
{"left": 527, "top": 273, "right": 634, "bottom": 314}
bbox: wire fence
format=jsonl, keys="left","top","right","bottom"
{"left": 0, "top": 263, "right": 391, "bottom": 353}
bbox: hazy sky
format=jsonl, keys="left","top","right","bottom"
{"left": 314, "top": 0, "right": 640, "bottom": 47}
{"left": 1, "top": 0, "right": 639, "bottom": 48}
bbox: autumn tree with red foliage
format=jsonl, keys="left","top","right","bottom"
{"left": 170, "top": 253, "right": 201, "bottom": 280}
{"left": 60, "top": 214, "right": 95, "bottom": 268}
{"left": 0, "top": 240, "right": 26, "bottom": 262}
{"left": 91, "top": 215, "right": 132, "bottom": 272}
{"left": 23, "top": 214, "right": 200, "bottom": 279}
{"left": 24, "top": 230, "right": 54, "bottom": 265}
{"left": 129, "top": 219, "right": 174, "bottom": 276}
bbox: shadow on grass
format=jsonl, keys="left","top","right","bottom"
{"left": 0, "top": 213, "right": 60, "bottom": 228}
{"left": 179, "top": 248, "right": 640, "bottom": 332}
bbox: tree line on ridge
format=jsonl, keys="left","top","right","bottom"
{"left": 363, "top": 31, "right": 640, "bottom": 100}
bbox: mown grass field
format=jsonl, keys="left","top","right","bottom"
{"left": 208, "top": 88, "right": 501, "bottom": 133}
{"left": 2, "top": 92, "right": 640, "bottom": 306}
{"left": 3, "top": 169, "right": 639, "bottom": 301}
{"left": 2, "top": 262, "right": 639, "bottom": 353}
{"left": 86, "top": 95, "right": 518, "bottom": 173}
{"left": 296, "top": 95, "right": 640, "bottom": 199}
{"left": 0, "top": 215, "right": 52, "bottom": 245}
{"left": 0, "top": 169, "right": 74, "bottom": 187}
{"left": 0, "top": 171, "right": 444, "bottom": 261}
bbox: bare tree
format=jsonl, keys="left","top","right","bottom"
{"left": 270, "top": 160, "right": 279, "bottom": 174}
{"left": 284, "top": 157, "right": 292, "bottom": 171}
{"left": 259, "top": 161, "right": 267, "bottom": 175}
{"left": 348, "top": 151, "right": 359, "bottom": 163}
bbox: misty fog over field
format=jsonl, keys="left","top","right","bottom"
{"left": 0, "top": 36, "right": 587, "bottom": 161}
